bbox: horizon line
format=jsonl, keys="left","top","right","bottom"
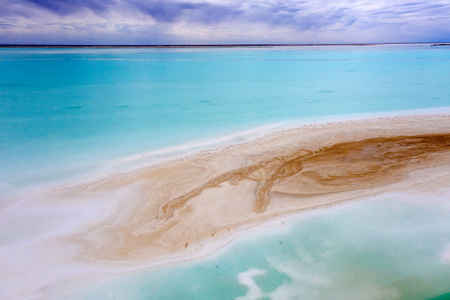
{"left": 1, "top": 42, "right": 449, "bottom": 48}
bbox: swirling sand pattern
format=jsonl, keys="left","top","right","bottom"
{"left": 61, "top": 115, "right": 450, "bottom": 262}
{"left": 159, "top": 134, "right": 450, "bottom": 218}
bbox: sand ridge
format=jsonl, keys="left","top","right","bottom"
{"left": 51, "top": 114, "right": 450, "bottom": 264}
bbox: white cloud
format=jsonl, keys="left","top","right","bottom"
{"left": 0, "top": 0, "right": 449, "bottom": 44}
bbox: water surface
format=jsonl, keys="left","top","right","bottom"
{"left": 72, "top": 193, "right": 450, "bottom": 300}
{"left": 1, "top": 44, "right": 450, "bottom": 192}
{"left": 1, "top": 45, "right": 450, "bottom": 299}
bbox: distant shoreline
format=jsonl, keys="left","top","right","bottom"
{"left": 1, "top": 42, "right": 448, "bottom": 48}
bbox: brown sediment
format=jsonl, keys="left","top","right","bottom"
{"left": 159, "top": 134, "right": 450, "bottom": 217}
{"left": 62, "top": 115, "right": 450, "bottom": 263}
{"left": 157, "top": 163, "right": 268, "bottom": 220}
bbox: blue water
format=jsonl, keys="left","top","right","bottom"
{"left": 1, "top": 45, "right": 450, "bottom": 299}
{"left": 1, "top": 45, "right": 450, "bottom": 191}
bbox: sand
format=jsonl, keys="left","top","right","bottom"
{"left": 39, "top": 113, "right": 449, "bottom": 265}
{"left": 2, "top": 113, "right": 450, "bottom": 299}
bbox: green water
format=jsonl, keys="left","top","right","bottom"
{"left": 73, "top": 193, "right": 450, "bottom": 299}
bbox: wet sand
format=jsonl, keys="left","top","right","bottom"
{"left": 3, "top": 113, "right": 450, "bottom": 299}
{"left": 47, "top": 113, "right": 450, "bottom": 264}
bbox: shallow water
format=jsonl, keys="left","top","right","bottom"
{"left": 1, "top": 44, "right": 450, "bottom": 192}
{"left": 1, "top": 45, "right": 450, "bottom": 299}
{"left": 71, "top": 193, "right": 450, "bottom": 300}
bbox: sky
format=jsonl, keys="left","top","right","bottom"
{"left": 0, "top": 0, "right": 449, "bottom": 45}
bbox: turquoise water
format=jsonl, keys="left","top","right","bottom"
{"left": 1, "top": 45, "right": 450, "bottom": 299}
{"left": 74, "top": 194, "right": 450, "bottom": 300}
{"left": 1, "top": 45, "right": 450, "bottom": 191}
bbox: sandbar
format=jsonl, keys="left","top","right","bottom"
{"left": 46, "top": 113, "right": 450, "bottom": 265}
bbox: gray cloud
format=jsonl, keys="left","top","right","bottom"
{"left": 22, "top": 0, "right": 114, "bottom": 15}
{"left": 0, "top": 21, "right": 16, "bottom": 29}
{"left": 0, "top": 0, "right": 449, "bottom": 44}
{"left": 368, "top": 1, "right": 450, "bottom": 20}
{"left": 128, "top": 0, "right": 242, "bottom": 24}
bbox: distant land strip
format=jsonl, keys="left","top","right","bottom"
{"left": 0, "top": 42, "right": 448, "bottom": 48}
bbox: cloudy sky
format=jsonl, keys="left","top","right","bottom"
{"left": 0, "top": 0, "right": 449, "bottom": 45}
